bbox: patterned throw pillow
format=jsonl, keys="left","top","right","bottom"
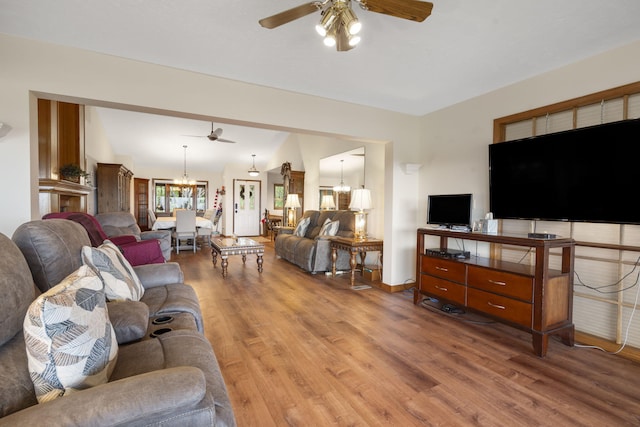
{"left": 23, "top": 265, "right": 118, "bottom": 403}
{"left": 294, "top": 217, "right": 311, "bottom": 237}
{"left": 82, "top": 240, "right": 144, "bottom": 301}
{"left": 319, "top": 218, "right": 340, "bottom": 236}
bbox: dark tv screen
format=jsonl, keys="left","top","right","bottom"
{"left": 489, "top": 118, "right": 640, "bottom": 224}
{"left": 427, "top": 194, "right": 472, "bottom": 228}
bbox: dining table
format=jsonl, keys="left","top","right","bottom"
{"left": 151, "top": 216, "right": 215, "bottom": 231}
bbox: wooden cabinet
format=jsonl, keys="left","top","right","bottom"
{"left": 415, "top": 228, "right": 575, "bottom": 357}
{"left": 97, "top": 163, "right": 133, "bottom": 213}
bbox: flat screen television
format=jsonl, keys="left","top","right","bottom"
{"left": 427, "top": 193, "right": 472, "bottom": 228}
{"left": 489, "top": 118, "right": 640, "bottom": 224}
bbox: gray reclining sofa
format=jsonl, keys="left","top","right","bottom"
{"left": 275, "top": 209, "right": 355, "bottom": 273}
{"left": 0, "top": 219, "right": 236, "bottom": 426}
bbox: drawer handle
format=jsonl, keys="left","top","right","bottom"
{"left": 435, "top": 267, "right": 449, "bottom": 272}
{"left": 434, "top": 285, "right": 448, "bottom": 291}
{"left": 488, "top": 279, "right": 507, "bottom": 286}
{"left": 487, "top": 301, "right": 506, "bottom": 310}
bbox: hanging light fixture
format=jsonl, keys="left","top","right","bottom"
{"left": 248, "top": 154, "right": 260, "bottom": 177}
{"left": 175, "top": 145, "right": 196, "bottom": 185}
{"left": 316, "top": 0, "right": 362, "bottom": 51}
{"left": 333, "top": 159, "right": 351, "bottom": 192}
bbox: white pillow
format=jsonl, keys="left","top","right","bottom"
{"left": 320, "top": 219, "right": 340, "bottom": 236}
{"left": 294, "top": 217, "right": 311, "bottom": 237}
{"left": 82, "top": 240, "right": 144, "bottom": 301}
{"left": 23, "top": 265, "right": 118, "bottom": 403}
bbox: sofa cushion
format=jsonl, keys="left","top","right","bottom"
{"left": 0, "top": 234, "right": 36, "bottom": 347}
{"left": 23, "top": 265, "right": 118, "bottom": 403}
{"left": 82, "top": 241, "right": 145, "bottom": 301}
{"left": 118, "top": 238, "right": 165, "bottom": 266}
{"left": 294, "top": 216, "right": 311, "bottom": 237}
{"left": 13, "top": 220, "right": 92, "bottom": 293}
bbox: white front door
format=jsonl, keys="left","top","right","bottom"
{"left": 233, "top": 180, "right": 261, "bottom": 236}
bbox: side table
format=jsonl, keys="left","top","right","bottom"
{"left": 330, "top": 237, "right": 383, "bottom": 290}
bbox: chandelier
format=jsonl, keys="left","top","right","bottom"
{"left": 315, "top": 0, "right": 362, "bottom": 50}
{"left": 333, "top": 159, "right": 351, "bottom": 192}
{"left": 175, "top": 145, "right": 196, "bottom": 185}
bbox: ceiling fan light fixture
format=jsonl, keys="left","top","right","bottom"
{"left": 341, "top": 7, "right": 361, "bottom": 35}
{"left": 248, "top": 154, "right": 260, "bottom": 177}
{"left": 316, "top": 9, "right": 337, "bottom": 36}
{"left": 323, "top": 29, "right": 337, "bottom": 47}
{"left": 348, "top": 33, "right": 361, "bottom": 47}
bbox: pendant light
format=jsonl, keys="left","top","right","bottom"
{"left": 248, "top": 154, "right": 260, "bottom": 177}
{"left": 333, "top": 159, "right": 351, "bottom": 192}
{"left": 175, "top": 145, "right": 196, "bottom": 185}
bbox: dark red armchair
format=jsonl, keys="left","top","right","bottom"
{"left": 43, "top": 212, "right": 165, "bottom": 266}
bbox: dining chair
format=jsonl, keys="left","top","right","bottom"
{"left": 172, "top": 209, "right": 197, "bottom": 253}
{"left": 147, "top": 210, "right": 157, "bottom": 229}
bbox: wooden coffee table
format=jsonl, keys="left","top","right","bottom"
{"left": 210, "top": 237, "right": 265, "bottom": 278}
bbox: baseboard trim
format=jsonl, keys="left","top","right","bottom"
{"left": 574, "top": 331, "right": 640, "bottom": 364}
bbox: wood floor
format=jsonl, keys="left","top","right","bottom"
{"left": 173, "top": 242, "right": 640, "bottom": 426}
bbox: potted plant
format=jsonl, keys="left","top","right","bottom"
{"left": 59, "top": 163, "right": 90, "bottom": 183}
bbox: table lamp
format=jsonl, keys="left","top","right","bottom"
{"left": 284, "top": 194, "right": 301, "bottom": 227}
{"left": 349, "top": 188, "right": 372, "bottom": 240}
{"left": 320, "top": 194, "right": 336, "bottom": 210}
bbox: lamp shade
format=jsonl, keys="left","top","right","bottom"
{"left": 320, "top": 195, "right": 336, "bottom": 210}
{"left": 349, "top": 188, "right": 372, "bottom": 211}
{"left": 284, "top": 194, "right": 301, "bottom": 209}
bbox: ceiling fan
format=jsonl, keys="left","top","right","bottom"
{"left": 186, "top": 123, "right": 237, "bottom": 143}
{"left": 259, "top": 0, "right": 433, "bottom": 51}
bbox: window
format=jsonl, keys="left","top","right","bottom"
{"left": 274, "top": 183, "right": 284, "bottom": 209}
{"left": 494, "top": 81, "right": 640, "bottom": 354}
{"left": 152, "top": 180, "right": 208, "bottom": 215}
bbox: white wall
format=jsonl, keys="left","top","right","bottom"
{"left": 418, "top": 41, "right": 640, "bottom": 234}
{"left": 1, "top": 32, "right": 640, "bottom": 287}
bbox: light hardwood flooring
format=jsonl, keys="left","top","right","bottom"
{"left": 172, "top": 242, "right": 640, "bottom": 426}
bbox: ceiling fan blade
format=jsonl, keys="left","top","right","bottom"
{"left": 216, "top": 138, "right": 237, "bottom": 144}
{"left": 360, "top": 0, "right": 433, "bottom": 22}
{"left": 259, "top": 2, "right": 322, "bottom": 29}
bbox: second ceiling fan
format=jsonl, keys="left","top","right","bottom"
{"left": 187, "top": 122, "right": 237, "bottom": 143}
{"left": 259, "top": 0, "right": 434, "bottom": 51}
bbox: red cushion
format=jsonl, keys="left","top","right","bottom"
{"left": 119, "top": 239, "right": 165, "bottom": 266}
{"left": 109, "top": 235, "right": 138, "bottom": 246}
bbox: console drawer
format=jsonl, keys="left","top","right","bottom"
{"left": 467, "top": 265, "right": 533, "bottom": 302}
{"left": 420, "top": 274, "right": 465, "bottom": 305}
{"left": 467, "top": 287, "right": 532, "bottom": 327}
{"left": 421, "top": 256, "right": 466, "bottom": 283}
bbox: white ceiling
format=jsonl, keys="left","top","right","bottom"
{"left": 2, "top": 0, "right": 640, "bottom": 172}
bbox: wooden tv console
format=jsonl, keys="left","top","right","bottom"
{"left": 415, "top": 228, "right": 575, "bottom": 357}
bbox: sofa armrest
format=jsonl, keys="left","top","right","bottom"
{"left": 140, "top": 230, "right": 170, "bottom": 242}
{"left": 0, "top": 367, "right": 206, "bottom": 427}
{"left": 133, "top": 262, "right": 184, "bottom": 288}
{"left": 107, "top": 300, "right": 150, "bottom": 344}
{"left": 278, "top": 227, "right": 294, "bottom": 235}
